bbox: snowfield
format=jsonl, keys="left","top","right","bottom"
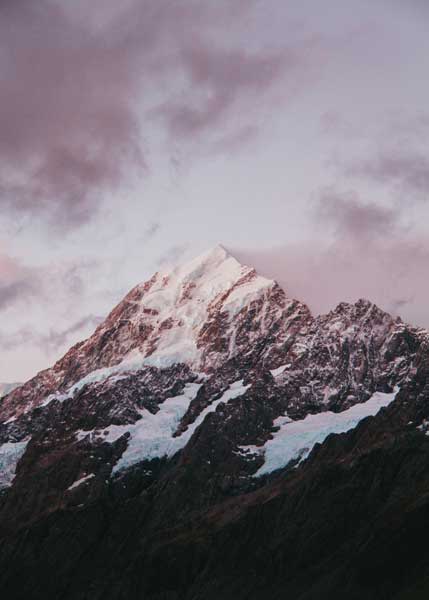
{"left": 240, "top": 389, "right": 398, "bottom": 476}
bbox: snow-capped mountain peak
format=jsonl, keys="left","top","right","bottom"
{"left": 97, "top": 244, "right": 283, "bottom": 371}
{"left": 0, "top": 246, "right": 308, "bottom": 419}
{"left": 139, "top": 243, "right": 274, "bottom": 320}
{"left": 139, "top": 244, "right": 276, "bottom": 322}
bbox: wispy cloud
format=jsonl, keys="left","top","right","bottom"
{"left": 0, "top": 249, "right": 100, "bottom": 313}
{"left": 0, "top": 314, "right": 103, "bottom": 354}
{"left": 0, "top": 252, "right": 42, "bottom": 310}
{"left": 316, "top": 187, "right": 400, "bottom": 241}
{"left": 346, "top": 151, "right": 429, "bottom": 200}
{"left": 0, "top": 1, "right": 147, "bottom": 231}
{"left": 323, "top": 111, "right": 429, "bottom": 205}
{"left": 0, "top": 1, "right": 326, "bottom": 232}
{"left": 154, "top": 40, "right": 288, "bottom": 139}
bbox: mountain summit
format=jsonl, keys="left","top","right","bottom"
{"left": 0, "top": 246, "right": 309, "bottom": 420}
{"left": 1, "top": 246, "right": 429, "bottom": 599}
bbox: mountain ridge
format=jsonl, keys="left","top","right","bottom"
{"left": 1, "top": 245, "right": 429, "bottom": 599}
{"left": 2, "top": 245, "right": 425, "bottom": 420}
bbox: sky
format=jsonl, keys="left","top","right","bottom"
{"left": 1, "top": 0, "right": 429, "bottom": 382}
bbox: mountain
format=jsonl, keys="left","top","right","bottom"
{"left": 1, "top": 245, "right": 429, "bottom": 599}
{"left": 0, "top": 245, "right": 310, "bottom": 421}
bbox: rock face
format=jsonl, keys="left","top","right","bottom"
{"left": 0, "top": 245, "right": 428, "bottom": 599}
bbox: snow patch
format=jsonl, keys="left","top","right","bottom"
{"left": 75, "top": 429, "right": 98, "bottom": 442}
{"left": 0, "top": 438, "right": 30, "bottom": 489}
{"left": 221, "top": 276, "right": 273, "bottom": 318}
{"left": 3, "top": 416, "right": 17, "bottom": 425}
{"left": 103, "top": 382, "right": 203, "bottom": 473}
{"left": 270, "top": 364, "right": 289, "bottom": 377}
{"left": 110, "top": 379, "right": 251, "bottom": 473}
{"left": 67, "top": 473, "right": 95, "bottom": 491}
{"left": 90, "top": 379, "right": 252, "bottom": 474}
{"left": 173, "top": 379, "right": 252, "bottom": 449}
{"left": 242, "top": 389, "right": 398, "bottom": 477}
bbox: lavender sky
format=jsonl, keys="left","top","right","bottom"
{"left": 1, "top": 0, "right": 429, "bottom": 381}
